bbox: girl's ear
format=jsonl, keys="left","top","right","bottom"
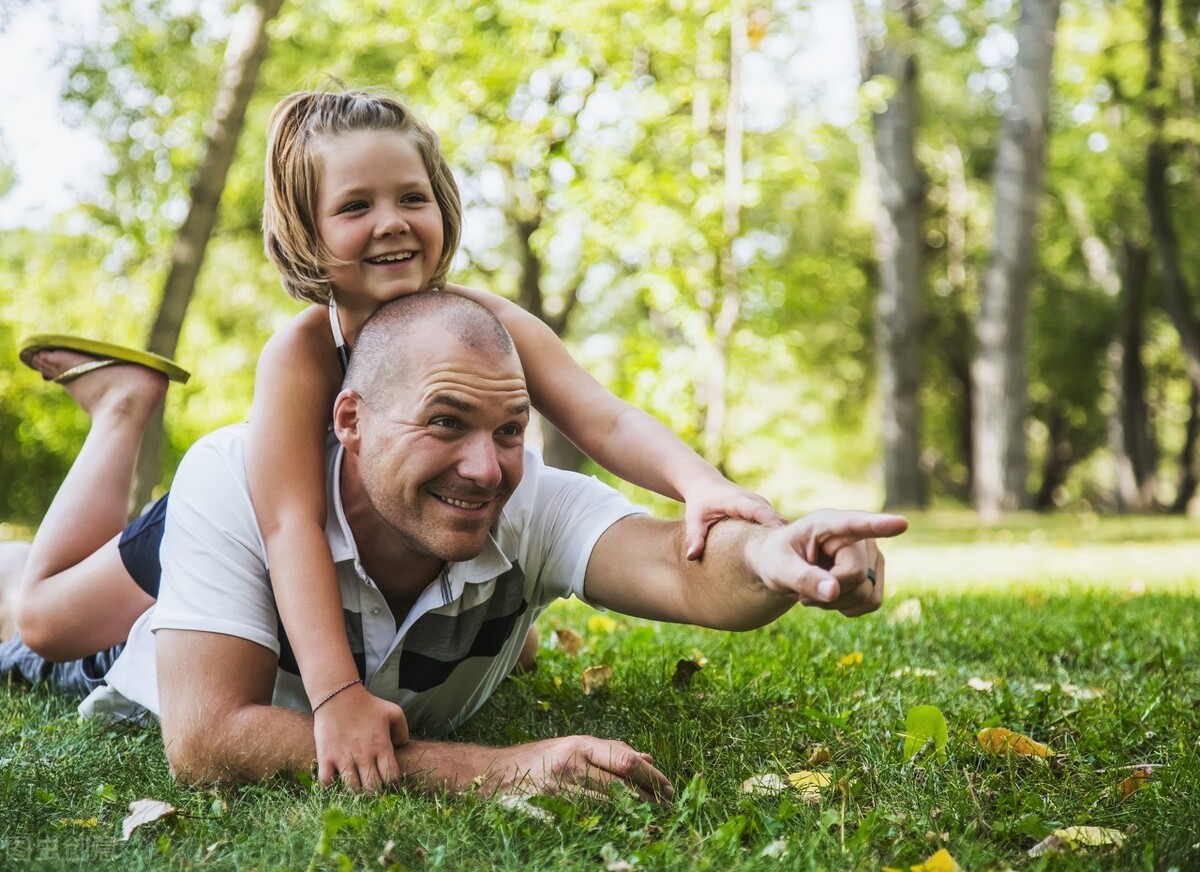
{"left": 333, "top": 389, "right": 364, "bottom": 447}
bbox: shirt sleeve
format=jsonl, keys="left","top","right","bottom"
{"left": 507, "top": 450, "right": 648, "bottom": 607}
{"left": 150, "top": 426, "right": 282, "bottom": 656}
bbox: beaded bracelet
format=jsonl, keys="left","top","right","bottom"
{"left": 312, "top": 678, "right": 363, "bottom": 713}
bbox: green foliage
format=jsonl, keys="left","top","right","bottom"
{"left": 3, "top": 0, "right": 1200, "bottom": 519}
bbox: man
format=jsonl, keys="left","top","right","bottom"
{"left": 6, "top": 292, "right": 906, "bottom": 801}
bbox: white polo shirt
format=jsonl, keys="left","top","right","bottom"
{"left": 81, "top": 424, "right": 645, "bottom": 735}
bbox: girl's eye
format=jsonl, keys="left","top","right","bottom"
{"left": 340, "top": 201, "right": 368, "bottom": 213}
{"left": 402, "top": 193, "right": 428, "bottom": 205}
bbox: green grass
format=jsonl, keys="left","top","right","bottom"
{"left": 2, "top": 516, "right": 1199, "bottom": 870}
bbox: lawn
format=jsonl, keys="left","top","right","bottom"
{"left": 1, "top": 512, "right": 1198, "bottom": 870}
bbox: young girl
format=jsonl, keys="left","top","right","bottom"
{"left": 18, "top": 87, "right": 782, "bottom": 792}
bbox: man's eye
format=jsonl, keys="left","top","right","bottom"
{"left": 431, "top": 417, "right": 460, "bottom": 430}
{"left": 498, "top": 424, "right": 524, "bottom": 438}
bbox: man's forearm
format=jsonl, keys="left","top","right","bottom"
{"left": 166, "top": 702, "right": 318, "bottom": 785}
{"left": 683, "top": 519, "right": 797, "bottom": 630}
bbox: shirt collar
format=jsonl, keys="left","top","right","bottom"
{"left": 325, "top": 441, "right": 513, "bottom": 591}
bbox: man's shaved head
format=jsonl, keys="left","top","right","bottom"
{"left": 344, "top": 291, "right": 517, "bottom": 405}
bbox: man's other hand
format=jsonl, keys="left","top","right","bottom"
{"left": 482, "top": 736, "right": 673, "bottom": 804}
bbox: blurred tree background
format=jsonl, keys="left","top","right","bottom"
{"left": 2, "top": 0, "right": 1199, "bottom": 527}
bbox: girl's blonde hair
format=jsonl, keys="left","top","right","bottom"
{"left": 263, "top": 88, "right": 462, "bottom": 304}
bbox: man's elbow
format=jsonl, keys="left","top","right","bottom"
{"left": 162, "top": 726, "right": 234, "bottom": 785}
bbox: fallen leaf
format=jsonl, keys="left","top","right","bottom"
{"left": 967, "top": 677, "right": 995, "bottom": 692}
{"left": 882, "top": 847, "right": 963, "bottom": 872}
{"left": 759, "top": 838, "right": 788, "bottom": 857}
{"left": 1028, "top": 826, "right": 1124, "bottom": 856}
{"left": 600, "top": 842, "right": 634, "bottom": 871}
{"left": 890, "top": 598, "right": 923, "bottom": 625}
{"left": 838, "top": 651, "right": 864, "bottom": 668}
{"left": 552, "top": 628, "right": 583, "bottom": 655}
{"left": 1026, "top": 834, "right": 1070, "bottom": 857}
{"left": 786, "top": 770, "right": 831, "bottom": 801}
{"left": 499, "top": 794, "right": 554, "bottom": 822}
{"left": 1055, "top": 826, "right": 1125, "bottom": 847}
{"left": 672, "top": 658, "right": 703, "bottom": 690}
{"left": 977, "top": 727, "right": 1052, "bottom": 758}
{"left": 581, "top": 665, "right": 613, "bottom": 696}
{"left": 587, "top": 615, "right": 617, "bottom": 635}
{"left": 54, "top": 818, "right": 99, "bottom": 829}
{"left": 1117, "top": 765, "right": 1153, "bottom": 801}
{"left": 741, "top": 773, "right": 788, "bottom": 794}
{"left": 903, "top": 705, "right": 948, "bottom": 764}
{"left": 121, "top": 798, "right": 177, "bottom": 841}
{"left": 808, "top": 744, "right": 831, "bottom": 765}
{"left": 1032, "top": 681, "right": 1104, "bottom": 700}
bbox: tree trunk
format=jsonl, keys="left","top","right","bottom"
{"left": 857, "top": 0, "right": 927, "bottom": 508}
{"left": 131, "top": 0, "right": 284, "bottom": 512}
{"left": 1171, "top": 385, "right": 1199, "bottom": 513}
{"left": 943, "top": 144, "right": 974, "bottom": 498}
{"left": 1034, "top": 405, "right": 1072, "bottom": 510}
{"left": 1108, "top": 241, "right": 1158, "bottom": 511}
{"left": 701, "top": 0, "right": 746, "bottom": 470}
{"left": 970, "top": 0, "right": 1062, "bottom": 520}
{"left": 1144, "top": 0, "right": 1200, "bottom": 397}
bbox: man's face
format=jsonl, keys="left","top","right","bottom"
{"left": 351, "top": 332, "right": 529, "bottom": 563}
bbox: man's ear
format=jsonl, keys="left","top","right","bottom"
{"left": 333, "top": 389, "right": 365, "bottom": 449}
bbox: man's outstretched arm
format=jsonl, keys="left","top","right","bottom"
{"left": 155, "top": 628, "right": 672, "bottom": 800}
{"left": 582, "top": 509, "right": 909, "bottom": 631}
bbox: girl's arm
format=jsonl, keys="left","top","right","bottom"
{"left": 447, "top": 285, "right": 783, "bottom": 557}
{"left": 245, "top": 307, "right": 408, "bottom": 790}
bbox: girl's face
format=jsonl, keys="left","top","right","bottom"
{"left": 316, "top": 129, "right": 445, "bottom": 315}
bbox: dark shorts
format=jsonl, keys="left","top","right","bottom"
{"left": 0, "top": 634, "right": 124, "bottom": 700}
{"left": 118, "top": 494, "right": 167, "bottom": 598}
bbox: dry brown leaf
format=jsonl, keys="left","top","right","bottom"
{"left": 808, "top": 744, "right": 831, "bottom": 765}
{"left": 553, "top": 628, "right": 583, "bottom": 656}
{"left": 672, "top": 658, "right": 703, "bottom": 690}
{"left": 121, "top": 798, "right": 177, "bottom": 841}
{"left": 976, "top": 727, "right": 1053, "bottom": 758}
{"left": 1117, "top": 765, "right": 1153, "bottom": 801}
{"left": 581, "top": 665, "right": 613, "bottom": 696}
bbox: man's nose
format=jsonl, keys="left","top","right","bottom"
{"left": 457, "top": 433, "right": 502, "bottom": 489}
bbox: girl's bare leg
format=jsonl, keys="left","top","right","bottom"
{"left": 16, "top": 350, "right": 165, "bottom": 659}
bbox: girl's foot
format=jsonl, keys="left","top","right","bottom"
{"left": 24, "top": 349, "right": 168, "bottom": 424}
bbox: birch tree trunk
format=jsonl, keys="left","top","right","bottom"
{"left": 857, "top": 0, "right": 927, "bottom": 508}
{"left": 970, "top": 0, "right": 1061, "bottom": 519}
{"left": 132, "top": 0, "right": 284, "bottom": 511}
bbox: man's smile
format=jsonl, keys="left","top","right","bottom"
{"left": 434, "top": 494, "right": 487, "bottom": 510}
